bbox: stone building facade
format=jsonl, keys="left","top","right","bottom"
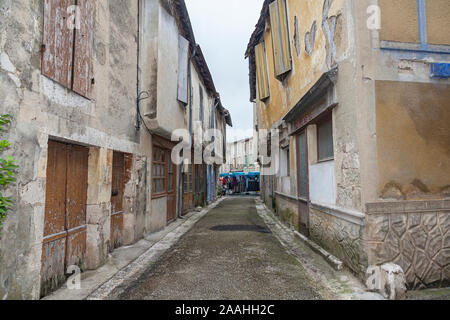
{"left": 221, "top": 137, "right": 259, "bottom": 174}
{"left": 0, "top": 0, "right": 231, "bottom": 299}
{"left": 247, "top": 0, "right": 449, "bottom": 289}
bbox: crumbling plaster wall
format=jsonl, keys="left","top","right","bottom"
{"left": 0, "top": 0, "right": 152, "bottom": 299}
{"left": 142, "top": 0, "right": 186, "bottom": 137}
{"left": 255, "top": 0, "right": 362, "bottom": 212}
{"left": 256, "top": 0, "right": 367, "bottom": 278}
{"left": 354, "top": 0, "right": 450, "bottom": 205}
{"left": 352, "top": 0, "right": 450, "bottom": 288}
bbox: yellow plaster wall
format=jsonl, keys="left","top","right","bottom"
{"left": 426, "top": 0, "right": 450, "bottom": 45}
{"left": 257, "top": 0, "right": 346, "bottom": 130}
{"left": 376, "top": 81, "right": 450, "bottom": 199}
{"left": 379, "top": 0, "right": 420, "bottom": 43}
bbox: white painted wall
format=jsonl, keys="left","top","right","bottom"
{"left": 156, "top": 5, "right": 186, "bottom": 133}
{"left": 309, "top": 161, "right": 336, "bottom": 205}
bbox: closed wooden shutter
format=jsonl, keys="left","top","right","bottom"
{"left": 73, "top": 0, "right": 94, "bottom": 98}
{"left": 199, "top": 86, "right": 204, "bottom": 122}
{"left": 255, "top": 41, "right": 270, "bottom": 100}
{"left": 269, "top": 0, "right": 292, "bottom": 77}
{"left": 42, "top": 0, "right": 76, "bottom": 89}
{"left": 178, "top": 35, "right": 190, "bottom": 104}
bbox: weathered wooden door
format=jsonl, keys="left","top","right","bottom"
{"left": 182, "top": 163, "right": 194, "bottom": 214}
{"left": 41, "top": 141, "right": 88, "bottom": 297}
{"left": 194, "top": 164, "right": 205, "bottom": 207}
{"left": 111, "top": 151, "right": 125, "bottom": 250}
{"left": 296, "top": 131, "right": 310, "bottom": 237}
{"left": 167, "top": 157, "right": 177, "bottom": 223}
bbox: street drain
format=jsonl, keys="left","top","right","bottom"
{"left": 210, "top": 225, "right": 272, "bottom": 234}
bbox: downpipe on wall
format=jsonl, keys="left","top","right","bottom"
{"left": 177, "top": 45, "right": 198, "bottom": 219}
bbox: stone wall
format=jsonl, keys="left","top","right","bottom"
{"left": 366, "top": 200, "right": 450, "bottom": 289}
{"left": 310, "top": 205, "right": 367, "bottom": 277}
{"left": 0, "top": 0, "right": 151, "bottom": 299}
{"left": 274, "top": 194, "right": 299, "bottom": 232}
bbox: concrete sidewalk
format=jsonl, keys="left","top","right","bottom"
{"left": 44, "top": 198, "right": 225, "bottom": 300}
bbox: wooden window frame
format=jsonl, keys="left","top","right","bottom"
{"left": 316, "top": 113, "right": 334, "bottom": 163}
{"left": 380, "top": 0, "right": 450, "bottom": 53}
{"left": 152, "top": 146, "right": 169, "bottom": 199}
{"left": 183, "top": 165, "right": 193, "bottom": 194}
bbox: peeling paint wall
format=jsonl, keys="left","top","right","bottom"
{"left": 254, "top": 0, "right": 361, "bottom": 211}
{"left": 252, "top": 0, "right": 450, "bottom": 288}
{"left": 257, "top": 0, "right": 350, "bottom": 130}
{"left": 355, "top": 0, "right": 450, "bottom": 288}
{"left": 376, "top": 81, "right": 450, "bottom": 200}
{"left": 0, "top": 0, "right": 154, "bottom": 300}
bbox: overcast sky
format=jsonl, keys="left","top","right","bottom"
{"left": 185, "top": 0, "right": 264, "bottom": 143}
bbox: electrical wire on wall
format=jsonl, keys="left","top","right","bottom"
{"left": 136, "top": 91, "right": 152, "bottom": 134}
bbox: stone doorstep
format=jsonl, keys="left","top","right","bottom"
{"left": 43, "top": 197, "right": 225, "bottom": 300}
{"left": 255, "top": 199, "right": 344, "bottom": 271}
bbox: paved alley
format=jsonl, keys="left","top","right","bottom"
{"left": 108, "top": 197, "right": 323, "bottom": 300}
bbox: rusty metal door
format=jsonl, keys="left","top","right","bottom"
{"left": 296, "top": 131, "right": 310, "bottom": 237}
{"left": 41, "top": 141, "right": 88, "bottom": 297}
{"left": 167, "top": 157, "right": 177, "bottom": 223}
{"left": 111, "top": 152, "right": 125, "bottom": 250}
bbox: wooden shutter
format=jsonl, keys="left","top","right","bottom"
{"left": 199, "top": 86, "right": 204, "bottom": 123}
{"left": 73, "top": 0, "right": 94, "bottom": 98}
{"left": 269, "top": 0, "right": 292, "bottom": 77}
{"left": 178, "top": 35, "right": 190, "bottom": 104}
{"left": 42, "top": 0, "right": 76, "bottom": 89}
{"left": 255, "top": 42, "right": 270, "bottom": 100}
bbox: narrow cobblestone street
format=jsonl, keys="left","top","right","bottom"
{"left": 107, "top": 197, "right": 323, "bottom": 300}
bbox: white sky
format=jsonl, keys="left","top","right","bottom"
{"left": 185, "top": 0, "right": 264, "bottom": 143}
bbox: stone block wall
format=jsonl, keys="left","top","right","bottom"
{"left": 274, "top": 194, "right": 299, "bottom": 232}
{"left": 86, "top": 148, "right": 113, "bottom": 270}
{"left": 310, "top": 206, "right": 367, "bottom": 276}
{"left": 366, "top": 200, "right": 450, "bottom": 289}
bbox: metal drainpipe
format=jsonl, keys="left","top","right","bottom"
{"left": 178, "top": 45, "right": 197, "bottom": 219}
{"left": 136, "top": 0, "right": 141, "bottom": 130}
{"left": 210, "top": 99, "right": 219, "bottom": 202}
{"left": 188, "top": 46, "right": 197, "bottom": 146}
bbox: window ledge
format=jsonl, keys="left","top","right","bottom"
{"left": 380, "top": 41, "right": 450, "bottom": 54}
{"left": 152, "top": 194, "right": 168, "bottom": 200}
{"left": 317, "top": 157, "right": 334, "bottom": 164}
{"left": 311, "top": 201, "right": 366, "bottom": 226}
